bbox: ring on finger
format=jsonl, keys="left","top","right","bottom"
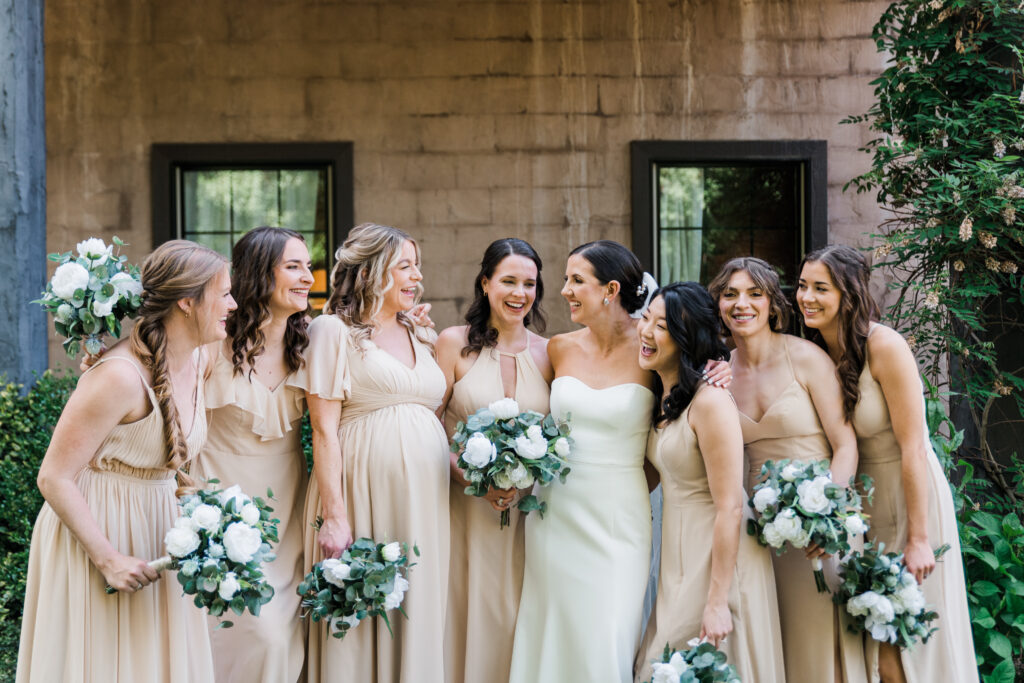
{"left": 498, "top": 498, "right": 505, "bottom": 506}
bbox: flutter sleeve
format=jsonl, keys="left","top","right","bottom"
{"left": 293, "top": 314, "right": 352, "bottom": 402}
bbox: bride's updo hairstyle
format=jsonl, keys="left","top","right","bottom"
{"left": 129, "top": 240, "right": 226, "bottom": 485}
{"left": 462, "top": 238, "right": 546, "bottom": 357}
{"left": 707, "top": 256, "right": 792, "bottom": 335}
{"left": 569, "top": 240, "right": 647, "bottom": 314}
{"left": 653, "top": 282, "right": 729, "bottom": 425}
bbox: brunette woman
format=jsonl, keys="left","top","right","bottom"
{"left": 797, "top": 245, "right": 978, "bottom": 683}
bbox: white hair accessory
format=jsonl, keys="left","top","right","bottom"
{"left": 629, "top": 272, "right": 660, "bottom": 319}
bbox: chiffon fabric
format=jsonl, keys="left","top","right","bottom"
{"left": 854, "top": 352, "right": 979, "bottom": 683}
{"left": 192, "top": 349, "right": 308, "bottom": 683}
{"left": 16, "top": 355, "right": 214, "bottom": 683}
{"left": 298, "top": 314, "right": 449, "bottom": 683}
{"left": 443, "top": 341, "right": 550, "bottom": 683}
{"left": 510, "top": 376, "right": 654, "bottom": 683}
{"left": 635, "top": 396, "right": 786, "bottom": 683}
{"left": 740, "top": 340, "right": 868, "bottom": 683}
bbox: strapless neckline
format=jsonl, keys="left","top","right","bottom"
{"left": 553, "top": 374, "right": 654, "bottom": 396}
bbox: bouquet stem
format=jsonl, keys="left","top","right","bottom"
{"left": 500, "top": 509, "right": 510, "bottom": 529}
{"left": 810, "top": 557, "right": 829, "bottom": 593}
{"left": 104, "top": 556, "right": 174, "bottom": 594}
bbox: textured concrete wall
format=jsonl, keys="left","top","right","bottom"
{"left": 1, "top": 0, "right": 47, "bottom": 384}
{"left": 44, "top": 0, "right": 890, "bottom": 368}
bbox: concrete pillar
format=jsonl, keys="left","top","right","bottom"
{"left": 0, "top": 0, "right": 47, "bottom": 386}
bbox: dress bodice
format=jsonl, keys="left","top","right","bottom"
{"left": 549, "top": 376, "right": 653, "bottom": 468}
{"left": 852, "top": 356, "right": 902, "bottom": 465}
{"left": 649, "top": 406, "right": 714, "bottom": 508}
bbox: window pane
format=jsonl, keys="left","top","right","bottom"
{"left": 189, "top": 232, "right": 233, "bottom": 258}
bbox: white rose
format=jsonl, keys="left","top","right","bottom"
{"left": 217, "top": 485, "right": 251, "bottom": 510}
{"left": 780, "top": 462, "right": 804, "bottom": 482}
{"left": 54, "top": 303, "right": 74, "bottom": 323}
{"left": 381, "top": 542, "right": 402, "bottom": 563}
{"left": 762, "top": 522, "right": 785, "bottom": 548}
{"left": 393, "top": 575, "right": 409, "bottom": 594}
{"left": 870, "top": 595, "right": 896, "bottom": 623}
{"left": 651, "top": 663, "right": 680, "bottom": 683}
{"left": 173, "top": 515, "right": 198, "bottom": 532}
{"left": 526, "top": 424, "right": 544, "bottom": 443}
{"left": 894, "top": 585, "right": 925, "bottom": 615}
{"left": 51, "top": 262, "right": 90, "bottom": 300}
{"left": 789, "top": 527, "right": 811, "bottom": 549}
{"left": 207, "top": 542, "right": 225, "bottom": 558}
{"left": 752, "top": 486, "right": 780, "bottom": 513}
{"left": 488, "top": 397, "right": 520, "bottom": 420}
{"left": 320, "top": 558, "right": 352, "bottom": 587}
{"left": 91, "top": 298, "right": 114, "bottom": 318}
{"left": 467, "top": 470, "right": 484, "bottom": 484}
{"left": 463, "top": 433, "right": 497, "bottom": 468}
{"left": 222, "top": 521, "right": 262, "bottom": 563}
{"left": 218, "top": 572, "right": 241, "bottom": 601}
{"left": 180, "top": 559, "right": 200, "bottom": 577}
{"left": 796, "top": 476, "right": 834, "bottom": 515}
{"left": 513, "top": 435, "right": 546, "bottom": 460}
{"left": 900, "top": 571, "right": 918, "bottom": 588}
{"left": 190, "top": 504, "right": 223, "bottom": 531}
{"left": 76, "top": 238, "right": 111, "bottom": 264}
{"left": 239, "top": 503, "right": 261, "bottom": 526}
{"left": 493, "top": 469, "right": 514, "bottom": 490}
{"left": 554, "top": 437, "right": 571, "bottom": 458}
{"left": 869, "top": 621, "right": 898, "bottom": 644}
{"left": 164, "top": 526, "right": 200, "bottom": 558}
{"left": 773, "top": 508, "right": 804, "bottom": 543}
{"left": 384, "top": 589, "right": 404, "bottom": 610}
{"left": 511, "top": 467, "right": 535, "bottom": 489}
{"left": 844, "top": 514, "right": 868, "bottom": 535}
{"left": 109, "top": 271, "right": 142, "bottom": 298}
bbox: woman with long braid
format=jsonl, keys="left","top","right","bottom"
{"left": 16, "top": 240, "right": 235, "bottom": 683}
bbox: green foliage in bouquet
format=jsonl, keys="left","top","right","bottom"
{"left": 643, "top": 642, "right": 741, "bottom": 683}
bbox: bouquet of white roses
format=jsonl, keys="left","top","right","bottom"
{"left": 747, "top": 458, "right": 873, "bottom": 593}
{"left": 834, "top": 542, "right": 948, "bottom": 648}
{"left": 297, "top": 537, "right": 417, "bottom": 640}
{"left": 450, "top": 397, "right": 573, "bottom": 528}
{"left": 644, "top": 640, "right": 741, "bottom": 683}
{"left": 34, "top": 236, "right": 143, "bottom": 357}
{"left": 108, "top": 482, "right": 279, "bottom": 626}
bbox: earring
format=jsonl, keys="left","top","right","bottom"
{"left": 184, "top": 310, "right": 190, "bottom": 319}
{"left": 603, "top": 298, "right": 610, "bottom": 306}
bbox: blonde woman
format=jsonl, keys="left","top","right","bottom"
{"left": 299, "top": 223, "right": 449, "bottom": 683}
{"left": 17, "top": 240, "right": 234, "bottom": 683}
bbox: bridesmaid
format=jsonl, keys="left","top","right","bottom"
{"left": 17, "top": 240, "right": 233, "bottom": 683}
{"left": 797, "top": 245, "right": 978, "bottom": 683}
{"left": 194, "top": 227, "right": 313, "bottom": 683}
{"left": 436, "top": 238, "right": 553, "bottom": 683}
{"left": 299, "top": 222, "right": 449, "bottom": 683}
{"left": 633, "top": 282, "right": 785, "bottom": 683}
{"left": 708, "top": 257, "right": 868, "bottom": 683}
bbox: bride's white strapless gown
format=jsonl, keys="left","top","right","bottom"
{"left": 509, "top": 376, "right": 655, "bottom": 683}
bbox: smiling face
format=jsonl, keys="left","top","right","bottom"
{"left": 380, "top": 239, "right": 422, "bottom": 316}
{"left": 269, "top": 237, "right": 314, "bottom": 318}
{"left": 717, "top": 269, "right": 771, "bottom": 339}
{"left": 483, "top": 254, "right": 538, "bottom": 328}
{"left": 796, "top": 260, "right": 842, "bottom": 331}
{"left": 560, "top": 253, "right": 608, "bottom": 325}
{"left": 194, "top": 266, "right": 237, "bottom": 344}
{"left": 637, "top": 295, "right": 679, "bottom": 376}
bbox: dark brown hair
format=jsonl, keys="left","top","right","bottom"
{"left": 707, "top": 257, "right": 792, "bottom": 334}
{"left": 569, "top": 240, "right": 648, "bottom": 314}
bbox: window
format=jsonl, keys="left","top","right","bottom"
{"left": 630, "top": 140, "right": 827, "bottom": 287}
{"left": 152, "top": 143, "right": 353, "bottom": 308}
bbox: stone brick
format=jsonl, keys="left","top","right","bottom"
{"left": 418, "top": 116, "right": 498, "bottom": 152}
{"left": 531, "top": 151, "right": 606, "bottom": 188}
{"left": 490, "top": 187, "right": 570, "bottom": 226}
{"left": 748, "top": 39, "right": 856, "bottom": 77}
{"left": 379, "top": 4, "right": 458, "bottom": 43}
{"left": 693, "top": 75, "right": 748, "bottom": 113}
{"left": 356, "top": 188, "right": 419, "bottom": 229}
{"left": 455, "top": 153, "right": 533, "bottom": 189}
{"left": 418, "top": 189, "right": 492, "bottom": 226}
{"left": 749, "top": 1, "right": 824, "bottom": 41}
{"left": 819, "top": 2, "right": 889, "bottom": 40}
{"left": 747, "top": 77, "right": 820, "bottom": 113}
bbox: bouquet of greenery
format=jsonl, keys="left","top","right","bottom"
{"left": 834, "top": 542, "right": 948, "bottom": 648}
{"left": 643, "top": 640, "right": 741, "bottom": 683}
{"left": 108, "top": 483, "right": 279, "bottom": 627}
{"left": 297, "top": 538, "right": 417, "bottom": 639}
{"left": 34, "top": 236, "right": 143, "bottom": 357}
{"left": 748, "top": 458, "right": 873, "bottom": 592}
{"left": 450, "top": 397, "right": 572, "bottom": 528}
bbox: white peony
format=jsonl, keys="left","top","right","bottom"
{"left": 174, "top": 515, "right": 198, "bottom": 532}
{"left": 320, "top": 558, "right": 352, "bottom": 587}
{"left": 900, "top": 571, "right": 918, "bottom": 588}
{"left": 796, "top": 476, "right": 834, "bottom": 514}
{"left": 493, "top": 468, "right": 515, "bottom": 490}
{"left": 76, "top": 238, "right": 111, "bottom": 264}
{"left": 762, "top": 521, "right": 786, "bottom": 548}
{"left": 383, "top": 575, "right": 410, "bottom": 610}
{"left": 463, "top": 433, "right": 497, "bottom": 468}
{"left": 91, "top": 298, "right": 114, "bottom": 318}
{"left": 893, "top": 585, "right": 925, "bottom": 615}
{"left": 190, "top": 504, "right": 223, "bottom": 531}
{"left": 381, "top": 542, "right": 402, "bottom": 563}
{"left": 513, "top": 435, "right": 546, "bottom": 460}
{"left": 218, "top": 572, "right": 241, "bottom": 600}
{"left": 223, "top": 521, "right": 262, "bottom": 563}
{"left": 869, "top": 620, "right": 898, "bottom": 643}
{"left": 239, "top": 503, "right": 261, "bottom": 526}
{"left": 54, "top": 303, "right": 74, "bottom": 324}
{"left": 780, "top": 462, "right": 805, "bottom": 482}
{"left": 51, "top": 262, "right": 90, "bottom": 300}
{"left": 844, "top": 514, "right": 868, "bottom": 535}
{"left": 507, "top": 462, "right": 534, "bottom": 489}
{"left": 488, "top": 397, "right": 520, "bottom": 420}
{"left": 789, "top": 527, "right": 811, "bottom": 549}
{"left": 773, "top": 508, "right": 804, "bottom": 543}
{"left": 208, "top": 542, "right": 225, "bottom": 558}
{"left": 651, "top": 663, "right": 680, "bottom": 683}
{"left": 218, "top": 485, "right": 251, "bottom": 510}
{"left": 753, "top": 486, "right": 780, "bottom": 513}
{"left": 526, "top": 424, "right": 544, "bottom": 443}
{"left": 164, "top": 526, "right": 201, "bottom": 558}
{"left": 554, "top": 437, "right": 571, "bottom": 458}
{"left": 109, "top": 271, "right": 142, "bottom": 298}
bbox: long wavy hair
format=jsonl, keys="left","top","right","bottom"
{"left": 707, "top": 257, "right": 792, "bottom": 335}
{"left": 652, "top": 282, "right": 730, "bottom": 425}
{"left": 129, "top": 240, "right": 226, "bottom": 490}
{"left": 569, "top": 240, "right": 648, "bottom": 314}
{"left": 799, "top": 245, "right": 880, "bottom": 421}
{"left": 226, "top": 227, "right": 310, "bottom": 377}
{"left": 462, "top": 238, "right": 546, "bottom": 357}
{"left": 323, "top": 223, "right": 426, "bottom": 350}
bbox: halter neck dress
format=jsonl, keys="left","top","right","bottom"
{"left": 443, "top": 338, "right": 550, "bottom": 683}
{"left": 17, "top": 355, "right": 214, "bottom": 683}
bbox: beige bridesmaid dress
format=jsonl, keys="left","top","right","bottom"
{"left": 298, "top": 314, "right": 449, "bottom": 683}
{"left": 854, "top": 346, "right": 978, "bottom": 683}
{"left": 192, "top": 349, "right": 308, "bottom": 683}
{"left": 16, "top": 355, "right": 214, "bottom": 683}
{"left": 635, "top": 395, "right": 786, "bottom": 683}
{"left": 443, "top": 341, "right": 550, "bottom": 683}
{"left": 740, "top": 340, "right": 868, "bottom": 683}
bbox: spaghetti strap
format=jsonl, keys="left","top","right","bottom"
{"left": 781, "top": 336, "right": 797, "bottom": 380}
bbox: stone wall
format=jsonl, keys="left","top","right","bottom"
{"left": 44, "top": 0, "right": 890, "bottom": 368}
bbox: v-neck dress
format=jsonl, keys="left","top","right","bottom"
{"left": 192, "top": 350, "right": 308, "bottom": 683}
{"left": 739, "top": 338, "right": 868, "bottom": 683}
{"left": 442, "top": 340, "right": 550, "bottom": 683}
{"left": 17, "top": 355, "right": 214, "bottom": 683}
{"left": 298, "top": 313, "right": 450, "bottom": 683}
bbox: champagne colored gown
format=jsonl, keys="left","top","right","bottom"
{"left": 854, "top": 349, "right": 978, "bottom": 683}
{"left": 740, "top": 341, "right": 868, "bottom": 683}
{"left": 443, "top": 341, "right": 550, "bottom": 683}
{"left": 298, "top": 314, "right": 449, "bottom": 683}
{"left": 193, "top": 349, "right": 308, "bottom": 683}
{"left": 509, "top": 376, "right": 654, "bottom": 683}
{"left": 16, "top": 355, "right": 215, "bottom": 683}
{"left": 635, "top": 394, "right": 786, "bottom": 683}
